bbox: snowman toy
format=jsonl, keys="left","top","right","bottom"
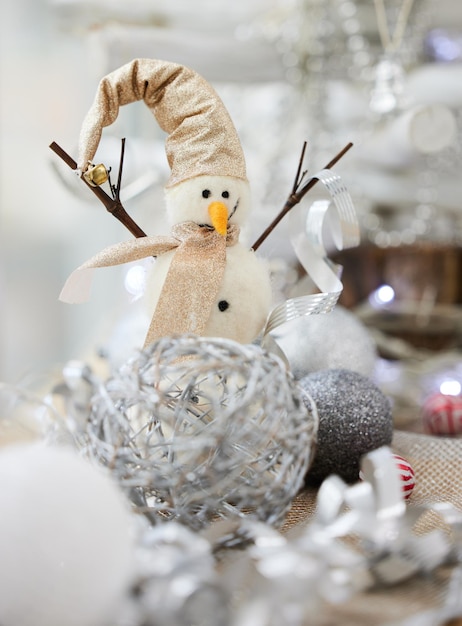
{"left": 60, "top": 58, "right": 272, "bottom": 348}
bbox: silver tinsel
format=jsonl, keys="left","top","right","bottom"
{"left": 299, "top": 368, "right": 393, "bottom": 484}
{"left": 79, "top": 335, "right": 317, "bottom": 530}
{"left": 126, "top": 521, "right": 229, "bottom": 626}
{"left": 113, "top": 447, "right": 462, "bottom": 626}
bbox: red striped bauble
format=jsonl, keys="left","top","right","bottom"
{"left": 392, "top": 454, "right": 415, "bottom": 500}
{"left": 359, "top": 453, "right": 415, "bottom": 500}
{"left": 422, "top": 393, "right": 462, "bottom": 436}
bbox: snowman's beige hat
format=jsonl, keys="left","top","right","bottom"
{"left": 78, "top": 58, "right": 247, "bottom": 188}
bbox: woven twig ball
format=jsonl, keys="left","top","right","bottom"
{"left": 84, "top": 335, "right": 317, "bottom": 530}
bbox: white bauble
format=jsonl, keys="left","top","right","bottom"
{"left": 273, "top": 306, "right": 377, "bottom": 380}
{"left": 0, "top": 444, "right": 134, "bottom": 626}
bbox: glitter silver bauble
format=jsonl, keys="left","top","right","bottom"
{"left": 84, "top": 335, "right": 317, "bottom": 530}
{"left": 299, "top": 369, "right": 392, "bottom": 484}
{"left": 273, "top": 306, "right": 377, "bottom": 380}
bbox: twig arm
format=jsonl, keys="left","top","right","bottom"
{"left": 49, "top": 141, "right": 147, "bottom": 238}
{"left": 50, "top": 141, "right": 78, "bottom": 170}
{"left": 115, "top": 137, "right": 126, "bottom": 201}
{"left": 292, "top": 141, "right": 307, "bottom": 194}
{"left": 297, "top": 141, "right": 353, "bottom": 202}
{"left": 251, "top": 142, "right": 353, "bottom": 252}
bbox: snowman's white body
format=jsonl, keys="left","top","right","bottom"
{"left": 145, "top": 242, "right": 272, "bottom": 344}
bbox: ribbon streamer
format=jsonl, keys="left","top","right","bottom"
{"left": 263, "top": 169, "right": 360, "bottom": 336}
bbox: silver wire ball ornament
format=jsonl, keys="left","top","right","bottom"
{"left": 84, "top": 335, "right": 317, "bottom": 530}
{"left": 299, "top": 369, "right": 393, "bottom": 485}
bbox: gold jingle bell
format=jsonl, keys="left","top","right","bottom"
{"left": 83, "top": 163, "right": 109, "bottom": 187}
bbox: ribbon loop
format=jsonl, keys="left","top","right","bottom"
{"left": 263, "top": 169, "right": 360, "bottom": 337}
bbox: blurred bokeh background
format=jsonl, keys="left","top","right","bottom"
{"left": 1, "top": 0, "right": 461, "bottom": 388}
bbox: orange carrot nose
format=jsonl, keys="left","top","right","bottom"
{"left": 208, "top": 201, "right": 228, "bottom": 236}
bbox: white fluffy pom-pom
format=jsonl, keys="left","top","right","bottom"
{"left": 0, "top": 444, "right": 134, "bottom": 626}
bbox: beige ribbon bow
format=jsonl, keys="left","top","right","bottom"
{"left": 60, "top": 222, "right": 240, "bottom": 347}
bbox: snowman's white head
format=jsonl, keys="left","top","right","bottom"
{"left": 165, "top": 174, "right": 251, "bottom": 232}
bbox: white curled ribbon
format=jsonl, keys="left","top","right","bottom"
{"left": 315, "top": 446, "right": 455, "bottom": 586}
{"left": 202, "top": 445, "right": 461, "bottom": 616}
{"left": 263, "top": 169, "right": 360, "bottom": 336}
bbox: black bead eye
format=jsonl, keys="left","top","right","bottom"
{"left": 222, "top": 191, "right": 229, "bottom": 198}
{"left": 218, "top": 300, "right": 229, "bottom": 312}
{"left": 202, "top": 189, "right": 211, "bottom": 198}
